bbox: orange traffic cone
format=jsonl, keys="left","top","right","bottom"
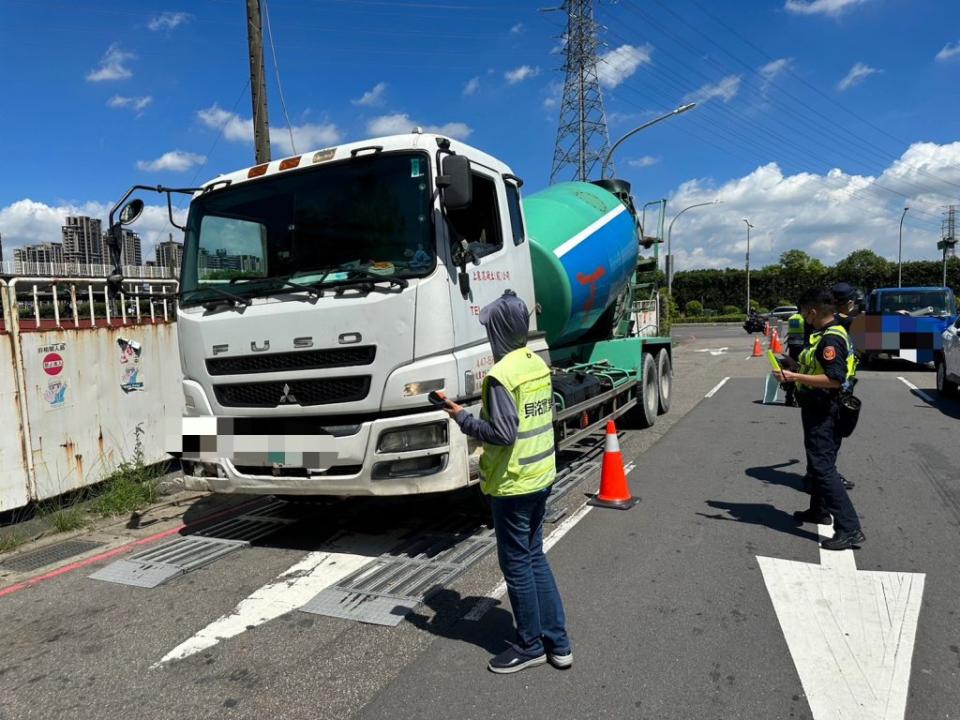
{"left": 768, "top": 328, "right": 778, "bottom": 349}
{"left": 772, "top": 330, "right": 784, "bottom": 354}
{"left": 752, "top": 337, "right": 763, "bottom": 357}
{"left": 588, "top": 421, "right": 638, "bottom": 510}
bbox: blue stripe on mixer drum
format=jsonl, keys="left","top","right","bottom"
{"left": 558, "top": 208, "right": 638, "bottom": 336}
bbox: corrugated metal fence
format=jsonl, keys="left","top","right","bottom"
{"left": 0, "top": 277, "right": 181, "bottom": 511}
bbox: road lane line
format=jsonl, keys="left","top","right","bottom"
{"left": 896, "top": 376, "right": 935, "bottom": 403}
{"left": 152, "top": 532, "right": 399, "bottom": 667}
{"left": 705, "top": 377, "right": 730, "bottom": 398}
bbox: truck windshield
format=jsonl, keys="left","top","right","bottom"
{"left": 180, "top": 152, "right": 434, "bottom": 305}
{"left": 877, "top": 290, "right": 956, "bottom": 316}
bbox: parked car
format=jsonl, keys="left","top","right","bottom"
{"left": 767, "top": 305, "right": 798, "bottom": 321}
{"left": 936, "top": 316, "right": 960, "bottom": 396}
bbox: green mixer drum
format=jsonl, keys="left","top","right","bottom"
{"left": 522, "top": 182, "right": 639, "bottom": 347}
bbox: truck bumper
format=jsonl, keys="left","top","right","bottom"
{"left": 181, "top": 410, "right": 477, "bottom": 497}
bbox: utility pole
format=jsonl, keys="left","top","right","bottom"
{"left": 246, "top": 0, "right": 271, "bottom": 164}
{"left": 898, "top": 206, "right": 908, "bottom": 288}
{"left": 939, "top": 205, "right": 957, "bottom": 287}
{"left": 547, "top": 0, "right": 611, "bottom": 183}
{"left": 745, "top": 220, "right": 752, "bottom": 313}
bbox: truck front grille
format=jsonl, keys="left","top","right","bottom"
{"left": 206, "top": 346, "right": 376, "bottom": 376}
{"left": 214, "top": 377, "right": 371, "bottom": 408}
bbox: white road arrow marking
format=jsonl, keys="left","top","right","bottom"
{"left": 758, "top": 525, "right": 925, "bottom": 719}
{"left": 695, "top": 347, "right": 729, "bottom": 356}
{"left": 153, "top": 532, "right": 397, "bottom": 667}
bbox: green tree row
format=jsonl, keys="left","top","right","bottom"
{"left": 671, "top": 249, "right": 960, "bottom": 314}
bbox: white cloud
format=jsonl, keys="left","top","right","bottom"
{"left": 510, "top": 22, "right": 524, "bottom": 35}
{"left": 627, "top": 156, "right": 660, "bottom": 168}
{"left": 684, "top": 75, "right": 741, "bottom": 104}
{"left": 666, "top": 140, "right": 960, "bottom": 270}
{"left": 463, "top": 77, "right": 480, "bottom": 96}
{"left": 107, "top": 95, "right": 153, "bottom": 114}
{"left": 366, "top": 113, "right": 472, "bottom": 140}
{"left": 598, "top": 44, "right": 653, "bottom": 88}
{"left": 196, "top": 105, "right": 341, "bottom": 155}
{"left": 784, "top": 0, "right": 869, "bottom": 16}
{"left": 352, "top": 82, "right": 387, "bottom": 107}
{"left": 148, "top": 11, "right": 191, "bottom": 31}
{"left": 837, "top": 62, "right": 881, "bottom": 91}
{"left": 505, "top": 65, "right": 540, "bottom": 84}
{"left": 760, "top": 58, "right": 791, "bottom": 87}
{"left": 86, "top": 43, "right": 135, "bottom": 82}
{"left": 0, "top": 199, "right": 185, "bottom": 261}
{"left": 137, "top": 150, "right": 206, "bottom": 172}
{"left": 936, "top": 41, "right": 960, "bottom": 62}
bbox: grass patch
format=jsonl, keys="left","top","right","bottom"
{"left": 44, "top": 506, "right": 88, "bottom": 533}
{"left": 0, "top": 531, "right": 26, "bottom": 554}
{"left": 92, "top": 425, "right": 164, "bottom": 517}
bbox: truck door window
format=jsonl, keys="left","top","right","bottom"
{"left": 446, "top": 172, "right": 502, "bottom": 259}
{"left": 505, "top": 183, "right": 525, "bottom": 246}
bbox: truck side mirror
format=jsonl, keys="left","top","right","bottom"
{"left": 438, "top": 155, "right": 472, "bottom": 211}
{"left": 119, "top": 198, "right": 145, "bottom": 225}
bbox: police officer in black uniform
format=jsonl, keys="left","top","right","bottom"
{"left": 774, "top": 288, "right": 865, "bottom": 550}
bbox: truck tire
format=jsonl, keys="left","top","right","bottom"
{"left": 936, "top": 357, "right": 958, "bottom": 397}
{"left": 656, "top": 348, "right": 672, "bottom": 414}
{"left": 634, "top": 352, "right": 659, "bottom": 428}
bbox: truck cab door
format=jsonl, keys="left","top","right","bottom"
{"left": 442, "top": 165, "right": 535, "bottom": 396}
{"left": 946, "top": 317, "right": 960, "bottom": 375}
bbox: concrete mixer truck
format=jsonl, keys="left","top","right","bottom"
{"left": 108, "top": 131, "right": 672, "bottom": 497}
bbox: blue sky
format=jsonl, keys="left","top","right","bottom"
{"left": 2, "top": 0, "right": 959, "bottom": 270}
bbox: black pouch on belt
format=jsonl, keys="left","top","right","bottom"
{"left": 835, "top": 393, "right": 861, "bottom": 438}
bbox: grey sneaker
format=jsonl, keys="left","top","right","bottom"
{"left": 548, "top": 650, "right": 573, "bottom": 669}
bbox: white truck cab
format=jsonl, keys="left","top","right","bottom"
{"left": 938, "top": 317, "right": 960, "bottom": 396}
{"left": 176, "top": 132, "right": 541, "bottom": 496}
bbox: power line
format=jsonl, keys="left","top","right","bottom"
{"left": 262, "top": 0, "right": 297, "bottom": 155}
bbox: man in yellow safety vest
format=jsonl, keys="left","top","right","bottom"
{"left": 440, "top": 290, "right": 571, "bottom": 675}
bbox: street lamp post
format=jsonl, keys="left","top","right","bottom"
{"left": 898, "top": 206, "right": 909, "bottom": 288}
{"left": 666, "top": 200, "right": 721, "bottom": 295}
{"left": 743, "top": 219, "right": 754, "bottom": 314}
{"left": 601, "top": 103, "right": 696, "bottom": 180}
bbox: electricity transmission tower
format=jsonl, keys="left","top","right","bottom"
{"left": 548, "top": 0, "right": 612, "bottom": 183}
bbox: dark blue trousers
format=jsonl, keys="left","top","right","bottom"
{"left": 489, "top": 486, "right": 570, "bottom": 657}
{"left": 800, "top": 397, "right": 860, "bottom": 533}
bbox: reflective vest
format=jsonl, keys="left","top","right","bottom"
{"left": 787, "top": 313, "right": 805, "bottom": 336}
{"left": 797, "top": 325, "right": 857, "bottom": 392}
{"left": 478, "top": 348, "right": 556, "bottom": 497}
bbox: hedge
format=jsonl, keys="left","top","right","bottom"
{"left": 675, "top": 314, "right": 745, "bottom": 324}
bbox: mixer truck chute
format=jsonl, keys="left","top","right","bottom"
{"left": 112, "top": 132, "right": 672, "bottom": 497}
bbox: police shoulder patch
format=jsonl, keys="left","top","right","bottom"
{"left": 822, "top": 346, "right": 837, "bottom": 361}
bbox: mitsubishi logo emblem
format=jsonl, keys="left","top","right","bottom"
{"left": 278, "top": 383, "right": 298, "bottom": 405}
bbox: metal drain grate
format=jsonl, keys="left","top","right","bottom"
{"left": 1, "top": 539, "right": 103, "bottom": 573}
{"left": 89, "top": 500, "right": 294, "bottom": 588}
{"left": 301, "top": 531, "right": 496, "bottom": 626}
{"left": 88, "top": 536, "right": 248, "bottom": 588}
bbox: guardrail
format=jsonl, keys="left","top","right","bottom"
{"left": 1, "top": 277, "right": 178, "bottom": 333}
{"left": 0, "top": 260, "right": 177, "bottom": 279}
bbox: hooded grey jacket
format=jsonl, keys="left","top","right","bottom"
{"left": 454, "top": 291, "right": 531, "bottom": 446}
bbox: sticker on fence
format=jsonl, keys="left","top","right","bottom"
{"left": 118, "top": 337, "right": 144, "bottom": 393}
{"left": 38, "top": 343, "right": 70, "bottom": 410}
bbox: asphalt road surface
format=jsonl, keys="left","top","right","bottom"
{"left": 1, "top": 325, "right": 957, "bottom": 720}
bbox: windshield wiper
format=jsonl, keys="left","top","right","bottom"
{"left": 196, "top": 285, "right": 251, "bottom": 309}
{"left": 317, "top": 269, "right": 409, "bottom": 294}
{"left": 231, "top": 275, "right": 323, "bottom": 300}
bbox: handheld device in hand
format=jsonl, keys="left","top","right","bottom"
{"left": 428, "top": 391, "right": 448, "bottom": 407}
{"left": 766, "top": 350, "right": 782, "bottom": 373}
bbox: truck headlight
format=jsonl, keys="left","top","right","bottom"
{"left": 377, "top": 422, "right": 447, "bottom": 453}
